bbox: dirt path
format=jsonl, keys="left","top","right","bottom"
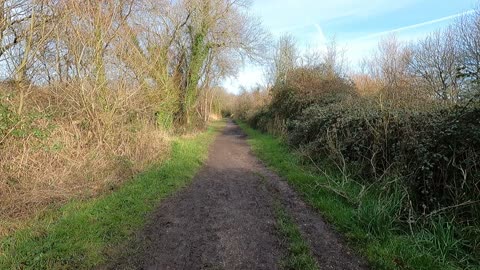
{"left": 112, "top": 120, "right": 368, "bottom": 270}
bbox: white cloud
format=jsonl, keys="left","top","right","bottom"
{"left": 221, "top": 65, "right": 266, "bottom": 94}
{"left": 357, "top": 9, "right": 475, "bottom": 40}
{"left": 312, "top": 23, "right": 327, "bottom": 49}
{"left": 343, "top": 9, "right": 474, "bottom": 69}
{"left": 252, "top": 0, "right": 417, "bottom": 34}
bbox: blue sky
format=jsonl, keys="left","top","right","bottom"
{"left": 221, "top": 0, "right": 476, "bottom": 94}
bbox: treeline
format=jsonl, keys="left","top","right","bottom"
{"left": 0, "top": 0, "right": 262, "bottom": 232}
{"left": 232, "top": 10, "right": 480, "bottom": 266}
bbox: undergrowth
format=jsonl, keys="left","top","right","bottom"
{"left": 239, "top": 121, "right": 479, "bottom": 270}
{"left": 0, "top": 86, "right": 170, "bottom": 236}
{"left": 0, "top": 120, "right": 224, "bottom": 269}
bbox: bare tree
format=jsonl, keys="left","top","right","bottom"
{"left": 409, "top": 27, "right": 462, "bottom": 102}
{"left": 322, "top": 37, "right": 348, "bottom": 79}
{"left": 270, "top": 34, "right": 297, "bottom": 85}
{"left": 169, "top": 0, "right": 269, "bottom": 127}
{"left": 364, "top": 34, "right": 416, "bottom": 104}
{"left": 456, "top": 8, "right": 480, "bottom": 94}
{"left": 0, "top": 0, "right": 30, "bottom": 61}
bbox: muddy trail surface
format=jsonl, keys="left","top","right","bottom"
{"left": 111, "top": 120, "right": 368, "bottom": 270}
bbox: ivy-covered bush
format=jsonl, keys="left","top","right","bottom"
{"left": 241, "top": 61, "right": 480, "bottom": 258}
{"left": 288, "top": 100, "right": 480, "bottom": 222}
{"left": 244, "top": 63, "right": 480, "bottom": 231}
{"left": 248, "top": 66, "right": 356, "bottom": 135}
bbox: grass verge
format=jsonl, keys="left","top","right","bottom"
{"left": 0, "top": 120, "right": 224, "bottom": 270}
{"left": 238, "top": 121, "right": 472, "bottom": 270}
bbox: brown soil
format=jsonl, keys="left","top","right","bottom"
{"left": 110, "top": 120, "right": 369, "bottom": 270}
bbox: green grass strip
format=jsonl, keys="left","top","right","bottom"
{"left": 256, "top": 171, "right": 319, "bottom": 270}
{"left": 0, "top": 121, "right": 224, "bottom": 270}
{"left": 274, "top": 202, "right": 319, "bottom": 270}
{"left": 238, "top": 122, "right": 467, "bottom": 270}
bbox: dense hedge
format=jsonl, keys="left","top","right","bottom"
{"left": 245, "top": 71, "right": 480, "bottom": 258}
{"left": 286, "top": 101, "right": 480, "bottom": 219}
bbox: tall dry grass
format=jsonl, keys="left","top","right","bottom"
{"left": 0, "top": 82, "right": 169, "bottom": 236}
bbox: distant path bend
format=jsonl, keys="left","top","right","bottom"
{"left": 113, "top": 120, "right": 368, "bottom": 270}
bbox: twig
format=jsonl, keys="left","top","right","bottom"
{"left": 424, "top": 200, "right": 480, "bottom": 219}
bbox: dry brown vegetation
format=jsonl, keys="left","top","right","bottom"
{"left": 0, "top": 82, "right": 169, "bottom": 236}
{"left": 0, "top": 0, "right": 266, "bottom": 235}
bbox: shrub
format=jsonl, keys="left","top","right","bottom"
{"left": 246, "top": 82, "right": 479, "bottom": 259}
{"left": 269, "top": 67, "right": 356, "bottom": 123}
{"left": 288, "top": 100, "right": 480, "bottom": 221}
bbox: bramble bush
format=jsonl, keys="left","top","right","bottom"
{"left": 238, "top": 64, "right": 480, "bottom": 262}
{"left": 288, "top": 100, "right": 480, "bottom": 221}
